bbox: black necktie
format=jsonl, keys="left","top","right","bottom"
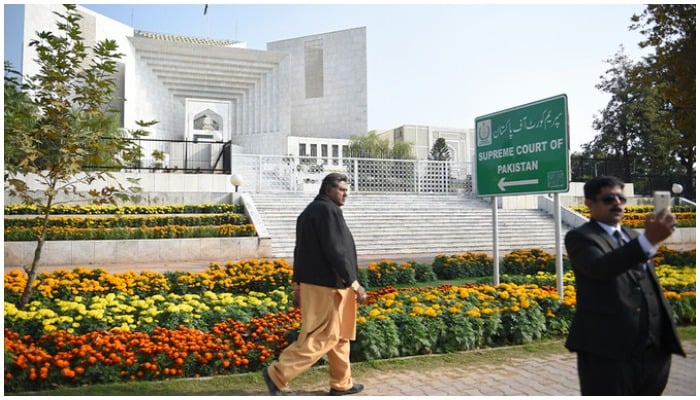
{"left": 613, "top": 230, "right": 625, "bottom": 248}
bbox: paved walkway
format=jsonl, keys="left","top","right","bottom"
{"left": 288, "top": 340, "right": 696, "bottom": 396}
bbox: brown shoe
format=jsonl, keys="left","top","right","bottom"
{"left": 329, "top": 383, "right": 364, "bottom": 396}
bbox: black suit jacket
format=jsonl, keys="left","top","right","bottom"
{"left": 564, "top": 219, "right": 685, "bottom": 359}
{"left": 292, "top": 194, "right": 359, "bottom": 289}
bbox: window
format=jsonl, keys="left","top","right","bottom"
{"left": 310, "top": 144, "right": 318, "bottom": 157}
{"left": 299, "top": 143, "right": 307, "bottom": 156}
{"left": 332, "top": 145, "right": 339, "bottom": 165}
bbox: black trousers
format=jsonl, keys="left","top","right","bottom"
{"left": 576, "top": 348, "right": 672, "bottom": 395}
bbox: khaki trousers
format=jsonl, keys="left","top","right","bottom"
{"left": 267, "top": 282, "right": 357, "bottom": 391}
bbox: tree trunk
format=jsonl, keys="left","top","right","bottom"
{"left": 17, "top": 196, "right": 54, "bottom": 309}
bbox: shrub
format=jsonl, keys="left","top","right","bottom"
{"left": 365, "top": 260, "right": 415, "bottom": 287}
{"left": 351, "top": 317, "right": 400, "bottom": 362}
{"left": 653, "top": 246, "right": 696, "bottom": 267}
{"left": 501, "top": 248, "right": 556, "bottom": 275}
{"left": 412, "top": 262, "right": 437, "bottom": 282}
{"left": 432, "top": 252, "right": 493, "bottom": 280}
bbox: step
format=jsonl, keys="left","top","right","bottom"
{"left": 247, "top": 193, "right": 572, "bottom": 258}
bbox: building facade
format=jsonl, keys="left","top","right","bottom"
{"left": 18, "top": 5, "right": 365, "bottom": 166}
{"left": 378, "top": 124, "right": 475, "bottom": 164}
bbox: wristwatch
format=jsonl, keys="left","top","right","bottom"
{"left": 350, "top": 280, "right": 361, "bottom": 292}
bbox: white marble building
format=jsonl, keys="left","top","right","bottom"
{"left": 378, "top": 124, "right": 475, "bottom": 164}
{"left": 18, "top": 4, "right": 366, "bottom": 163}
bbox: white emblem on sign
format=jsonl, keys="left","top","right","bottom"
{"left": 477, "top": 120, "right": 492, "bottom": 147}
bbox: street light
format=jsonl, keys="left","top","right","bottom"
{"left": 230, "top": 174, "right": 243, "bottom": 192}
{"left": 672, "top": 183, "right": 683, "bottom": 206}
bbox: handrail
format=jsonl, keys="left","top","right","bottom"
{"left": 538, "top": 195, "right": 588, "bottom": 228}
{"left": 679, "top": 197, "right": 696, "bottom": 208}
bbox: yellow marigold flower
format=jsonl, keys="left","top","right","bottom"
{"left": 368, "top": 309, "right": 381, "bottom": 317}
{"left": 466, "top": 309, "right": 481, "bottom": 318}
{"left": 249, "top": 297, "right": 262, "bottom": 306}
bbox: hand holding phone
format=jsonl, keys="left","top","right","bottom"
{"left": 653, "top": 191, "right": 671, "bottom": 216}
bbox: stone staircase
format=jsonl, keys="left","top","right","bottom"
{"left": 248, "top": 192, "right": 574, "bottom": 258}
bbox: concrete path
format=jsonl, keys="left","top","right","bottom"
{"left": 289, "top": 340, "right": 696, "bottom": 396}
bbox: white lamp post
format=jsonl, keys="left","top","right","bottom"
{"left": 230, "top": 174, "right": 243, "bottom": 192}
{"left": 671, "top": 183, "right": 683, "bottom": 206}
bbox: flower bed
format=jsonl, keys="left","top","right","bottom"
{"left": 570, "top": 205, "right": 696, "bottom": 228}
{"left": 3, "top": 204, "right": 255, "bottom": 241}
{"left": 4, "top": 249, "right": 695, "bottom": 393}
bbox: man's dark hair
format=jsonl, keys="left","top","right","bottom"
{"left": 319, "top": 173, "right": 348, "bottom": 195}
{"left": 583, "top": 175, "right": 625, "bottom": 200}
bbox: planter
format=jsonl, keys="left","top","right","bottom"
{"left": 4, "top": 237, "right": 271, "bottom": 268}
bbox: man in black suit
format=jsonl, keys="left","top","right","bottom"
{"left": 564, "top": 176, "right": 685, "bottom": 395}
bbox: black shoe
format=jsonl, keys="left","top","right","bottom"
{"left": 329, "top": 383, "right": 364, "bottom": 396}
{"left": 262, "top": 367, "right": 281, "bottom": 396}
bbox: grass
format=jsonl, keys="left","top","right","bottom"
{"left": 14, "top": 326, "right": 694, "bottom": 396}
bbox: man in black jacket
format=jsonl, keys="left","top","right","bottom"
{"left": 564, "top": 175, "right": 685, "bottom": 395}
{"left": 263, "top": 173, "right": 368, "bottom": 396}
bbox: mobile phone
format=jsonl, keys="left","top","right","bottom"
{"left": 653, "top": 191, "right": 671, "bottom": 215}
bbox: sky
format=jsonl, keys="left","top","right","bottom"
{"left": 4, "top": 2, "right": 653, "bottom": 152}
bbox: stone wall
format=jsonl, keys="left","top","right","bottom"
{"left": 4, "top": 237, "right": 271, "bottom": 268}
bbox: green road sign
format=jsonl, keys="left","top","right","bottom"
{"left": 474, "top": 94, "right": 569, "bottom": 196}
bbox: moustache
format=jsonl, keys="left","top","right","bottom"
{"left": 610, "top": 207, "right": 623, "bottom": 213}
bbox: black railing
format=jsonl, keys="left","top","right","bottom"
{"left": 88, "top": 138, "right": 232, "bottom": 174}
{"left": 570, "top": 157, "right": 695, "bottom": 200}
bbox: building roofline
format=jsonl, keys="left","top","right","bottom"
{"left": 134, "top": 29, "right": 245, "bottom": 48}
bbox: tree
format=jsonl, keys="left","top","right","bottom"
{"left": 348, "top": 131, "right": 392, "bottom": 159}
{"left": 584, "top": 6, "right": 694, "bottom": 192}
{"left": 392, "top": 141, "right": 413, "bottom": 160}
{"left": 4, "top": 62, "right": 39, "bottom": 164}
{"left": 587, "top": 47, "right": 676, "bottom": 181}
{"left": 429, "top": 137, "right": 451, "bottom": 161}
{"left": 630, "top": 4, "right": 695, "bottom": 189}
{"left": 347, "top": 131, "right": 415, "bottom": 160}
{"left": 4, "top": 5, "right": 143, "bottom": 308}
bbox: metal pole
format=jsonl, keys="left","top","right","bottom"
{"left": 492, "top": 196, "right": 499, "bottom": 286}
{"left": 554, "top": 193, "right": 564, "bottom": 299}
{"left": 257, "top": 155, "right": 263, "bottom": 192}
{"left": 353, "top": 158, "right": 359, "bottom": 192}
